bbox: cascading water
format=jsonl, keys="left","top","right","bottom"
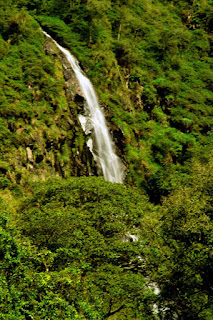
{"left": 43, "top": 31, "right": 124, "bottom": 183}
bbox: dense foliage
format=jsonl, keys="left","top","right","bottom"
{"left": 140, "top": 158, "right": 213, "bottom": 319}
{"left": 0, "top": 0, "right": 212, "bottom": 319}
{"left": 1, "top": 178, "right": 157, "bottom": 319}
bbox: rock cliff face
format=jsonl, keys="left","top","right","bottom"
{"left": 42, "top": 35, "right": 97, "bottom": 179}
{"left": 4, "top": 34, "right": 98, "bottom": 186}
{"left": 1, "top": 28, "right": 128, "bottom": 187}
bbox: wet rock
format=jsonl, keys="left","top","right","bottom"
{"left": 64, "top": 80, "right": 84, "bottom": 103}
{"left": 60, "top": 55, "right": 84, "bottom": 98}
{"left": 43, "top": 37, "right": 58, "bottom": 56}
{"left": 43, "top": 34, "right": 84, "bottom": 99}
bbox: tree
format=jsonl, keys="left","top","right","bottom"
{"left": 17, "top": 176, "right": 156, "bottom": 319}
{"left": 141, "top": 158, "right": 213, "bottom": 319}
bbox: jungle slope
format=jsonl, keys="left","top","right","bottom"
{"left": 0, "top": 0, "right": 213, "bottom": 319}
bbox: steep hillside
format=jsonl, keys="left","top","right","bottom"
{"left": 0, "top": 10, "right": 98, "bottom": 187}
{"left": 0, "top": 0, "right": 213, "bottom": 319}
{"left": 0, "top": 0, "right": 212, "bottom": 199}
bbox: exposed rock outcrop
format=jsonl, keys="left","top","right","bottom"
{"left": 4, "top": 34, "right": 98, "bottom": 185}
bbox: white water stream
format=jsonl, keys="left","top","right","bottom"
{"left": 43, "top": 31, "right": 124, "bottom": 183}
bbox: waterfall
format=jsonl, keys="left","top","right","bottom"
{"left": 43, "top": 31, "right": 124, "bottom": 183}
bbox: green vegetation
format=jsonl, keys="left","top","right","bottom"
{"left": 0, "top": 0, "right": 212, "bottom": 318}
{"left": 140, "top": 158, "right": 213, "bottom": 319}
{"left": 1, "top": 177, "right": 156, "bottom": 319}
